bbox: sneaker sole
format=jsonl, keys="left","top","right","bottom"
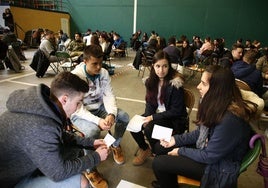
{"left": 114, "top": 158, "right": 125, "bottom": 165}
{"left": 88, "top": 180, "right": 108, "bottom": 188}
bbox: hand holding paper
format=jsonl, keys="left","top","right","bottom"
{"left": 152, "top": 124, "right": 173, "bottom": 142}
{"left": 126, "top": 115, "right": 145, "bottom": 133}
{"left": 104, "top": 133, "right": 116, "bottom": 147}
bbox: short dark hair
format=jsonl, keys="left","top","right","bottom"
{"left": 83, "top": 45, "right": 103, "bottom": 60}
{"left": 75, "top": 32, "right": 82, "bottom": 37}
{"left": 232, "top": 43, "right": 244, "bottom": 51}
{"left": 50, "top": 72, "right": 89, "bottom": 98}
{"left": 243, "top": 49, "right": 258, "bottom": 64}
{"left": 168, "top": 36, "right": 176, "bottom": 45}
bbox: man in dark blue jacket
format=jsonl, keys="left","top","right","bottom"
{"left": 231, "top": 49, "right": 268, "bottom": 108}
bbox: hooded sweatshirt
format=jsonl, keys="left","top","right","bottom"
{"left": 0, "top": 84, "right": 100, "bottom": 188}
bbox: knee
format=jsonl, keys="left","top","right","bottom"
{"left": 117, "top": 110, "right": 130, "bottom": 123}
{"left": 71, "top": 119, "right": 100, "bottom": 138}
{"left": 144, "top": 122, "right": 153, "bottom": 134}
{"left": 84, "top": 127, "right": 100, "bottom": 139}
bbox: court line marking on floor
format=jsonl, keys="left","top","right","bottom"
{"left": 0, "top": 72, "right": 36, "bottom": 83}
{"left": 7, "top": 80, "right": 38, "bottom": 86}
{"left": 116, "top": 96, "right": 198, "bottom": 112}
{"left": 0, "top": 69, "right": 198, "bottom": 112}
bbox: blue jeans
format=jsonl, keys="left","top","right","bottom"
{"left": 71, "top": 104, "right": 129, "bottom": 147}
{"left": 15, "top": 174, "right": 81, "bottom": 188}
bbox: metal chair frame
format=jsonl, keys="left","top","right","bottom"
{"left": 138, "top": 51, "right": 151, "bottom": 78}
{"left": 55, "top": 51, "right": 76, "bottom": 72}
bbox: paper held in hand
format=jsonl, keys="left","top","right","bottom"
{"left": 126, "top": 115, "right": 145, "bottom": 133}
{"left": 104, "top": 133, "right": 116, "bottom": 147}
{"left": 152, "top": 124, "right": 173, "bottom": 142}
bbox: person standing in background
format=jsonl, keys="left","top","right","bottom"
{"left": 2, "top": 8, "right": 14, "bottom": 32}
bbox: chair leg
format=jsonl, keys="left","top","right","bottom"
{"left": 50, "top": 62, "right": 60, "bottom": 74}
{"left": 142, "top": 67, "right": 145, "bottom": 78}
{"left": 138, "top": 64, "right": 144, "bottom": 77}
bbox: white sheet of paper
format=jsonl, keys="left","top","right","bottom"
{"left": 152, "top": 124, "right": 173, "bottom": 142}
{"left": 104, "top": 133, "right": 116, "bottom": 147}
{"left": 126, "top": 115, "right": 145, "bottom": 133}
{"left": 116, "top": 180, "right": 146, "bottom": 188}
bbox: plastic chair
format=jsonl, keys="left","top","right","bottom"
{"left": 177, "top": 133, "right": 262, "bottom": 187}
{"left": 183, "top": 88, "right": 195, "bottom": 132}
{"left": 55, "top": 51, "right": 76, "bottom": 72}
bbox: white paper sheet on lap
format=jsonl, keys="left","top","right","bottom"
{"left": 126, "top": 114, "right": 145, "bottom": 132}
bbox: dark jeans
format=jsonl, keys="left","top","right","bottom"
{"left": 152, "top": 155, "right": 206, "bottom": 188}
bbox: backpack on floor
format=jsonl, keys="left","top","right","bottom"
{"left": 6, "top": 47, "right": 24, "bottom": 73}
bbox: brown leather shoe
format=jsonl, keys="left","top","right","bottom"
{"left": 84, "top": 169, "right": 108, "bottom": 188}
{"left": 111, "top": 145, "right": 125, "bottom": 165}
{"left": 132, "top": 148, "right": 151, "bottom": 166}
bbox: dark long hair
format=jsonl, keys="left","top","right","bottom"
{"left": 196, "top": 65, "right": 257, "bottom": 128}
{"left": 145, "top": 50, "right": 180, "bottom": 105}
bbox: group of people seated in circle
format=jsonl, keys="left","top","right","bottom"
{"left": 1, "top": 26, "right": 267, "bottom": 188}
{"left": 1, "top": 43, "right": 265, "bottom": 188}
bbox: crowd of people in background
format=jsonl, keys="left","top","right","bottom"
{"left": 131, "top": 29, "right": 268, "bottom": 109}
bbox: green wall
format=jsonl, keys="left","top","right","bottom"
{"left": 65, "top": 0, "right": 268, "bottom": 48}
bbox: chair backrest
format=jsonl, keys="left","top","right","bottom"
{"left": 183, "top": 88, "right": 195, "bottom": 118}
{"left": 183, "top": 88, "right": 195, "bottom": 132}
{"left": 55, "top": 51, "right": 72, "bottom": 59}
{"left": 55, "top": 51, "right": 76, "bottom": 71}
{"left": 239, "top": 133, "right": 262, "bottom": 174}
{"left": 235, "top": 79, "right": 251, "bottom": 91}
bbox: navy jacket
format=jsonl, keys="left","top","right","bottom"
{"left": 144, "top": 76, "right": 188, "bottom": 133}
{"left": 176, "top": 112, "right": 252, "bottom": 188}
{"left": 231, "top": 60, "right": 265, "bottom": 96}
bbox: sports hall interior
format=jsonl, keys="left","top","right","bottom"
{"left": 1, "top": 0, "right": 268, "bottom": 188}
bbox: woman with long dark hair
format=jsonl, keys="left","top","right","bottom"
{"left": 131, "top": 50, "right": 187, "bottom": 166}
{"left": 152, "top": 65, "right": 258, "bottom": 188}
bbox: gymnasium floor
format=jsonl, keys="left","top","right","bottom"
{"left": 0, "top": 48, "right": 266, "bottom": 188}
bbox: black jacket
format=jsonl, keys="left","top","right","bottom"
{"left": 30, "top": 49, "right": 50, "bottom": 77}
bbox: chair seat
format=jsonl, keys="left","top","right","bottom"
{"left": 178, "top": 176, "right": 200, "bottom": 187}
{"left": 60, "top": 62, "right": 73, "bottom": 68}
